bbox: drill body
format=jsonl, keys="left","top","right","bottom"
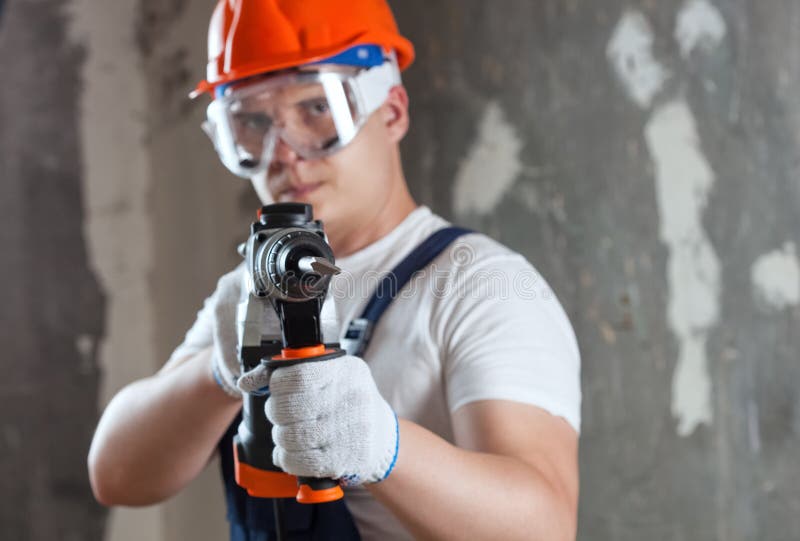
{"left": 234, "top": 203, "right": 344, "bottom": 503}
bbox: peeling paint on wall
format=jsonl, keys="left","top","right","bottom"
{"left": 68, "top": 0, "right": 157, "bottom": 401}
{"left": 608, "top": 6, "right": 725, "bottom": 437}
{"left": 675, "top": 0, "right": 727, "bottom": 59}
{"left": 607, "top": 10, "right": 670, "bottom": 110}
{"left": 751, "top": 242, "right": 800, "bottom": 310}
{"left": 453, "top": 101, "right": 523, "bottom": 216}
{"left": 645, "top": 99, "right": 721, "bottom": 437}
{"left": 67, "top": 1, "right": 161, "bottom": 540}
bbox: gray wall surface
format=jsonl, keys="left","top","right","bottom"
{"left": 394, "top": 2, "right": 800, "bottom": 539}
{"left": 1, "top": 0, "right": 798, "bottom": 540}
{"left": 0, "top": 1, "right": 106, "bottom": 539}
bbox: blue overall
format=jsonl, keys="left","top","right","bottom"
{"left": 218, "top": 226, "right": 472, "bottom": 541}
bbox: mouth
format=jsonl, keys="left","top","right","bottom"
{"left": 279, "top": 181, "right": 324, "bottom": 201}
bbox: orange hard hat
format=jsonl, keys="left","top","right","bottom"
{"left": 192, "top": 0, "right": 415, "bottom": 98}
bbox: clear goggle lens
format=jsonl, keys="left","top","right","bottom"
{"left": 204, "top": 58, "right": 399, "bottom": 178}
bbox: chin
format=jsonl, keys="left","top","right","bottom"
{"left": 299, "top": 196, "right": 328, "bottom": 220}
{"left": 304, "top": 199, "right": 329, "bottom": 221}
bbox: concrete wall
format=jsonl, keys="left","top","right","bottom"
{"left": 0, "top": 1, "right": 106, "bottom": 539}
{"left": 394, "top": 1, "right": 800, "bottom": 539}
{"left": 1, "top": 0, "right": 798, "bottom": 540}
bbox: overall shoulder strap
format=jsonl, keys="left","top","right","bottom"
{"left": 342, "top": 226, "right": 473, "bottom": 357}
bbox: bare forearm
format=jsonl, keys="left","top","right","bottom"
{"left": 367, "top": 419, "right": 577, "bottom": 541}
{"left": 88, "top": 347, "right": 241, "bottom": 506}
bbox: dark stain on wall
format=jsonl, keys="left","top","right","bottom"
{"left": 135, "top": 0, "right": 189, "bottom": 58}
{"left": 0, "top": 1, "right": 107, "bottom": 539}
{"left": 136, "top": 0, "right": 198, "bottom": 128}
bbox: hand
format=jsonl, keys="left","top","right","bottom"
{"left": 210, "top": 265, "right": 340, "bottom": 398}
{"left": 265, "top": 355, "right": 399, "bottom": 486}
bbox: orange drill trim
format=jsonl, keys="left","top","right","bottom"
{"left": 234, "top": 443, "right": 298, "bottom": 498}
{"left": 276, "top": 344, "right": 327, "bottom": 359}
{"left": 296, "top": 484, "right": 344, "bottom": 504}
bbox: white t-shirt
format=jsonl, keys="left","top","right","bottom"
{"left": 168, "top": 206, "right": 581, "bottom": 540}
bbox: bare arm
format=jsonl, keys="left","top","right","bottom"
{"left": 87, "top": 347, "right": 241, "bottom": 506}
{"left": 367, "top": 400, "right": 579, "bottom": 541}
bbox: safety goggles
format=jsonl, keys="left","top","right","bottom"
{"left": 203, "top": 56, "right": 400, "bottom": 178}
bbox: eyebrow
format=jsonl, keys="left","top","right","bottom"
{"left": 295, "top": 96, "right": 328, "bottom": 107}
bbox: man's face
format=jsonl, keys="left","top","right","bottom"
{"left": 249, "top": 87, "right": 401, "bottom": 235}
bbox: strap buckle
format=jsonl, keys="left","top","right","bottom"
{"left": 341, "top": 318, "right": 374, "bottom": 357}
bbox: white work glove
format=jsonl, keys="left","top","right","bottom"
{"left": 209, "top": 268, "right": 250, "bottom": 397}
{"left": 260, "top": 355, "right": 399, "bottom": 486}
{"left": 210, "top": 265, "right": 340, "bottom": 398}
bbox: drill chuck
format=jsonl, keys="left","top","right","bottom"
{"left": 249, "top": 226, "right": 340, "bottom": 302}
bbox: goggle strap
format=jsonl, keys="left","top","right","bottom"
{"left": 355, "top": 53, "right": 401, "bottom": 116}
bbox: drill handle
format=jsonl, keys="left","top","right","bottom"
{"left": 266, "top": 345, "right": 347, "bottom": 503}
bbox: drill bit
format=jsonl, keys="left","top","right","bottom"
{"left": 298, "top": 256, "right": 341, "bottom": 276}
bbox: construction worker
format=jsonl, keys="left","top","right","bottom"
{"left": 88, "top": 1, "right": 582, "bottom": 540}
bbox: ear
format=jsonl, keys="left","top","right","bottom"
{"left": 380, "top": 85, "right": 410, "bottom": 144}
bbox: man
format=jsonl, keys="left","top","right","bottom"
{"left": 88, "top": 1, "right": 582, "bottom": 539}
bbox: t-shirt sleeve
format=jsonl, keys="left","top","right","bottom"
{"left": 439, "top": 251, "right": 582, "bottom": 433}
{"left": 164, "top": 287, "right": 217, "bottom": 367}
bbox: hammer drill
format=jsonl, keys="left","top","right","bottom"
{"left": 233, "top": 202, "right": 345, "bottom": 504}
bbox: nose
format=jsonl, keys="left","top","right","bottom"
{"left": 272, "top": 135, "right": 301, "bottom": 165}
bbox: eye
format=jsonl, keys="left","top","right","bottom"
{"left": 301, "top": 98, "right": 330, "bottom": 117}
{"left": 234, "top": 112, "right": 272, "bottom": 132}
